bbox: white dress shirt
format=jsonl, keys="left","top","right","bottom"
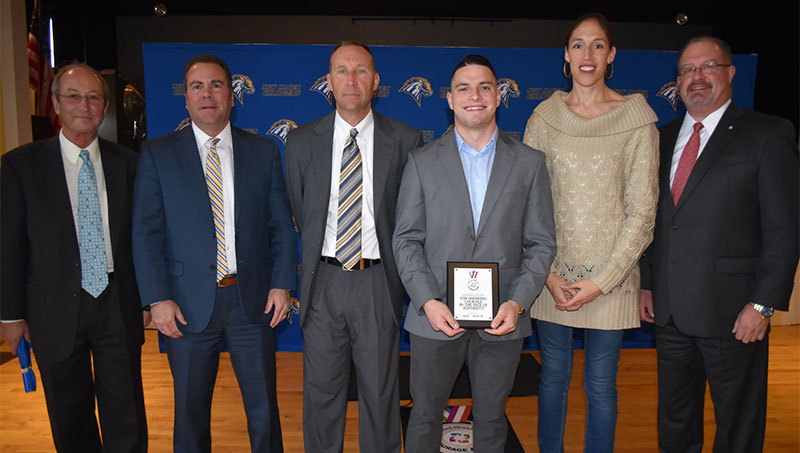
{"left": 321, "top": 110, "right": 379, "bottom": 259}
{"left": 192, "top": 121, "right": 238, "bottom": 274}
{"left": 669, "top": 98, "right": 732, "bottom": 186}
{"left": 59, "top": 130, "right": 114, "bottom": 272}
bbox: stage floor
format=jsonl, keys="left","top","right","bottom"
{"left": 1, "top": 326, "right": 797, "bottom": 452}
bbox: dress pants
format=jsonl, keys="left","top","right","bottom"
{"left": 405, "top": 331, "right": 523, "bottom": 453}
{"left": 656, "top": 319, "right": 769, "bottom": 453}
{"left": 164, "top": 284, "right": 282, "bottom": 453}
{"left": 36, "top": 278, "right": 148, "bottom": 453}
{"left": 302, "top": 260, "right": 401, "bottom": 453}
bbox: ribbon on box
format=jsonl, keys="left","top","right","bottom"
{"left": 17, "top": 338, "right": 37, "bottom": 392}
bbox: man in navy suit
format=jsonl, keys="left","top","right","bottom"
{"left": 640, "top": 37, "right": 799, "bottom": 452}
{"left": 132, "top": 54, "right": 297, "bottom": 452}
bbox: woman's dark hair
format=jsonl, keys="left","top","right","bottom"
{"left": 564, "top": 12, "right": 615, "bottom": 49}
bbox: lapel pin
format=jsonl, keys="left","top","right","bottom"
{"left": 728, "top": 125, "right": 733, "bottom": 130}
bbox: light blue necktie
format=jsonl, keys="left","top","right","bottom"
{"left": 78, "top": 150, "right": 108, "bottom": 298}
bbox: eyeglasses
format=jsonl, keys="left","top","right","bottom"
{"left": 56, "top": 93, "right": 105, "bottom": 105}
{"left": 678, "top": 61, "right": 732, "bottom": 77}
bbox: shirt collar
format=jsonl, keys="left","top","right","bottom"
{"left": 683, "top": 98, "right": 731, "bottom": 133}
{"left": 59, "top": 129, "right": 100, "bottom": 164}
{"left": 191, "top": 121, "right": 233, "bottom": 150}
{"left": 334, "top": 109, "right": 374, "bottom": 139}
{"left": 454, "top": 127, "right": 498, "bottom": 157}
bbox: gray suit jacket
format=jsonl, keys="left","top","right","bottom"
{"left": 393, "top": 128, "right": 557, "bottom": 341}
{"left": 284, "top": 111, "right": 423, "bottom": 327}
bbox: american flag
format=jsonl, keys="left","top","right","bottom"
{"left": 27, "top": 0, "right": 59, "bottom": 135}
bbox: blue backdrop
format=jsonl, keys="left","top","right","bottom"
{"left": 143, "top": 43, "right": 757, "bottom": 351}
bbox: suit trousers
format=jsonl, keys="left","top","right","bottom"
{"left": 405, "top": 331, "right": 523, "bottom": 453}
{"left": 302, "top": 260, "right": 401, "bottom": 453}
{"left": 36, "top": 277, "right": 148, "bottom": 453}
{"left": 656, "top": 319, "right": 769, "bottom": 453}
{"left": 164, "top": 284, "right": 282, "bottom": 453}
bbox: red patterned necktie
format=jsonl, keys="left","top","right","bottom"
{"left": 671, "top": 122, "right": 703, "bottom": 205}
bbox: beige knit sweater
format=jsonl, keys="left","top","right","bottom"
{"left": 523, "top": 91, "right": 659, "bottom": 330}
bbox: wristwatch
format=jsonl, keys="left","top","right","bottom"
{"left": 748, "top": 302, "right": 774, "bottom": 318}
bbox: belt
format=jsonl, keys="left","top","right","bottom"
{"left": 320, "top": 256, "right": 380, "bottom": 270}
{"left": 217, "top": 274, "right": 238, "bottom": 287}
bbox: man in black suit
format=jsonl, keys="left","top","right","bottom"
{"left": 640, "top": 36, "right": 799, "bottom": 452}
{"left": 1, "top": 63, "right": 148, "bottom": 452}
{"left": 284, "top": 41, "right": 423, "bottom": 452}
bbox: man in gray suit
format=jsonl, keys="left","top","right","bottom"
{"left": 393, "top": 54, "right": 556, "bottom": 452}
{"left": 284, "top": 41, "right": 423, "bottom": 452}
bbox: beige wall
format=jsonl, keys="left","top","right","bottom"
{"left": 773, "top": 264, "right": 800, "bottom": 326}
{"left": 1, "top": 0, "right": 32, "bottom": 155}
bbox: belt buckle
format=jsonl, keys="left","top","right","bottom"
{"left": 341, "top": 259, "right": 364, "bottom": 272}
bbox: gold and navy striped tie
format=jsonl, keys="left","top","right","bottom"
{"left": 336, "top": 128, "right": 362, "bottom": 270}
{"left": 205, "top": 137, "right": 227, "bottom": 281}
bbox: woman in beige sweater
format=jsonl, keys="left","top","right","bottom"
{"left": 522, "top": 13, "right": 658, "bottom": 453}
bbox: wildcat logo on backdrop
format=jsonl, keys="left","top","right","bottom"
{"left": 232, "top": 74, "right": 255, "bottom": 105}
{"left": 442, "top": 124, "right": 455, "bottom": 138}
{"left": 310, "top": 75, "right": 333, "bottom": 105}
{"left": 657, "top": 81, "right": 680, "bottom": 111}
{"left": 266, "top": 119, "right": 298, "bottom": 145}
{"left": 497, "top": 78, "right": 520, "bottom": 108}
{"left": 175, "top": 117, "right": 191, "bottom": 131}
{"left": 399, "top": 77, "right": 433, "bottom": 107}
{"left": 286, "top": 297, "right": 301, "bottom": 324}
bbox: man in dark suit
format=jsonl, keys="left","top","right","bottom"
{"left": 132, "top": 55, "right": 297, "bottom": 452}
{"left": 640, "top": 37, "right": 799, "bottom": 452}
{"left": 1, "top": 63, "right": 148, "bottom": 452}
{"left": 393, "top": 55, "right": 556, "bottom": 453}
{"left": 284, "top": 41, "right": 423, "bottom": 452}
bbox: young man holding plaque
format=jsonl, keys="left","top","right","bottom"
{"left": 393, "top": 54, "right": 557, "bottom": 452}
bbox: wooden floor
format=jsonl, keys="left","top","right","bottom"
{"left": 1, "top": 326, "right": 798, "bottom": 452}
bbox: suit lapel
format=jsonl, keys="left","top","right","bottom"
{"left": 659, "top": 120, "right": 680, "bottom": 216}
{"left": 372, "top": 112, "right": 396, "bottom": 217}
{"left": 98, "top": 140, "right": 125, "bottom": 254}
{"left": 175, "top": 126, "right": 213, "bottom": 224}
{"left": 476, "top": 130, "right": 513, "bottom": 236}
{"left": 438, "top": 132, "right": 475, "bottom": 232}
{"left": 39, "top": 137, "right": 78, "bottom": 247}
{"left": 232, "top": 127, "right": 251, "bottom": 227}
{"left": 675, "top": 103, "right": 743, "bottom": 208}
{"left": 311, "top": 114, "right": 334, "bottom": 210}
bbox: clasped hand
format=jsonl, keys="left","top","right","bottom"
{"left": 545, "top": 273, "right": 602, "bottom": 311}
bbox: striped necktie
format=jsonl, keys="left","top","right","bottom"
{"left": 205, "top": 137, "right": 227, "bottom": 281}
{"left": 336, "top": 128, "right": 362, "bottom": 270}
{"left": 77, "top": 149, "right": 108, "bottom": 298}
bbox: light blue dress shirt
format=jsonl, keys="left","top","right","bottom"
{"left": 454, "top": 128, "right": 498, "bottom": 233}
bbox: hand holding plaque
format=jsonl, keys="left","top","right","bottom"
{"left": 447, "top": 262, "right": 499, "bottom": 328}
